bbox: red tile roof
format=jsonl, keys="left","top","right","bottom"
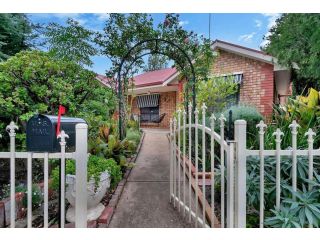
{"left": 96, "top": 68, "right": 178, "bottom": 88}
{"left": 213, "top": 39, "right": 271, "bottom": 56}
{"left": 96, "top": 74, "right": 112, "bottom": 87}
{"left": 133, "top": 68, "right": 178, "bottom": 87}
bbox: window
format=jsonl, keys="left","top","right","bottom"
{"left": 140, "top": 106, "right": 160, "bottom": 123}
{"left": 137, "top": 94, "right": 160, "bottom": 123}
{"left": 223, "top": 73, "right": 242, "bottom": 107}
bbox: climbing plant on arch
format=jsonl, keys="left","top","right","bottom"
{"left": 117, "top": 38, "right": 197, "bottom": 139}
{"left": 96, "top": 13, "right": 215, "bottom": 139}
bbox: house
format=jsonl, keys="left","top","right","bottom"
{"left": 128, "top": 68, "right": 181, "bottom": 129}
{"left": 98, "top": 39, "right": 293, "bottom": 129}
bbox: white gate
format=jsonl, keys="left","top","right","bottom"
{"left": 0, "top": 122, "right": 88, "bottom": 228}
{"left": 169, "top": 103, "right": 238, "bottom": 228}
{"left": 169, "top": 103, "right": 319, "bottom": 228}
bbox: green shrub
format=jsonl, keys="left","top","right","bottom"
{"left": 125, "top": 128, "right": 141, "bottom": 144}
{"left": 265, "top": 204, "right": 301, "bottom": 228}
{"left": 223, "top": 104, "right": 263, "bottom": 148}
{"left": 196, "top": 76, "right": 238, "bottom": 113}
{"left": 224, "top": 104, "right": 263, "bottom": 129}
{"left": 127, "top": 119, "right": 139, "bottom": 130}
{"left": 51, "top": 155, "right": 122, "bottom": 190}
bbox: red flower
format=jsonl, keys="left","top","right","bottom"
{"left": 164, "top": 18, "right": 170, "bottom": 27}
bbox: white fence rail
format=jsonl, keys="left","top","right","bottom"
{"left": 0, "top": 122, "right": 88, "bottom": 228}
{"left": 245, "top": 120, "right": 318, "bottom": 228}
{"left": 169, "top": 102, "right": 319, "bottom": 228}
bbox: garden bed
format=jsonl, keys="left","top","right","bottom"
{"left": 0, "top": 129, "right": 145, "bottom": 228}
{"left": 96, "top": 130, "right": 145, "bottom": 227}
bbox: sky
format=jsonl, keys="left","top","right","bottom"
{"left": 28, "top": 13, "right": 280, "bottom": 75}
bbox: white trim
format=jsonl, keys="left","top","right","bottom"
{"left": 95, "top": 76, "right": 111, "bottom": 88}
{"left": 211, "top": 40, "right": 298, "bottom": 71}
{"left": 162, "top": 71, "right": 180, "bottom": 86}
{"left": 128, "top": 84, "right": 178, "bottom": 95}
{"left": 131, "top": 84, "right": 166, "bottom": 91}
{"left": 209, "top": 71, "right": 244, "bottom": 78}
{"left": 212, "top": 41, "right": 275, "bottom": 64}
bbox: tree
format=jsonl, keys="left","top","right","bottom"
{"left": 0, "top": 50, "right": 116, "bottom": 149}
{"left": 264, "top": 14, "right": 320, "bottom": 92}
{"left": 96, "top": 13, "right": 215, "bottom": 136}
{"left": 96, "top": 13, "right": 215, "bottom": 97}
{"left": 0, "top": 14, "right": 33, "bottom": 61}
{"left": 44, "top": 18, "right": 98, "bottom": 67}
{"left": 143, "top": 54, "right": 168, "bottom": 72}
{"left": 95, "top": 13, "right": 156, "bottom": 82}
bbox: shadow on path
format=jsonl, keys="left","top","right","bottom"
{"left": 108, "top": 129, "right": 192, "bottom": 228}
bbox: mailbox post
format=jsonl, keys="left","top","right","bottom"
{"left": 26, "top": 114, "right": 87, "bottom": 227}
{"left": 26, "top": 114, "right": 86, "bottom": 152}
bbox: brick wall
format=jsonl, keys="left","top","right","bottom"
{"left": 212, "top": 49, "right": 274, "bottom": 116}
{"left": 129, "top": 91, "right": 176, "bottom": 128}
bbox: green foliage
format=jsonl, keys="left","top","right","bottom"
{"left": 265, "top": 205, "right": 301, "bottom": 228}
{"left": 125, "top": 128, "right": 141, "bottom": 144}
{"left": 96, "top": 13, "right": 215, "bottom": 97}
{"left": 51, "top": 156, "right": 122, "bottom": 190}
{"left": 16, "top": 184, "right": 43, "bottom": 208}
{"left": 143, "top": 54, "right": 169, "bottom": 72}
{"left": 262, "top": 102, "right": 320, "bottom": 150}
{"left": 265, "top": 184, "right": 320, "bottom": 228}
{"left": 127, "top": 119, "right": 139, "bottom": 130}
{"left": 0, "top": 50, "right": 116, "bottom": 150}
{"left": 197, "top": 76, "right": 238, "bottom": 113}
{"left": 245, "top": 152, "right": 320, "bottom": 227}
{"left": 96, "top": 13, "right": 155, "bottom": 86}
{"left": 264, "top": 14, "right": 320, "bottom": 92}
{"left": 1, "top": 184, "right": 43, "bottom": 208}
{"left": 44, "top": 18, "right": 98, "bottom": 67}
{"left": 283, "top": 186, "right": 320, "bottom": 227}
{"left": 88, "top": 118, "right": 141, "bottom": 171}
{"left": 224, "top": 105, "right": 263, "bottom": 148}
{"left": 0, "top": 14, "right": 34, "bottom": 61}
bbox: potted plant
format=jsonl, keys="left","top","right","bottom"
{"left": 51, "top": 155, "right": 122, "bottom": 222}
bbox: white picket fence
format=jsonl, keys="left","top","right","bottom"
{"left": 0, "top": 122, "right": 88, "bottom": 228}
{"left": 169, "top": 102, "right": 319, "bottom": 228}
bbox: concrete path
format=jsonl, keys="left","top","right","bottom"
{"left": 109, "top": 129, "right": 192, "bottom": 228}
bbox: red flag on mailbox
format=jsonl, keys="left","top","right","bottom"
{"left": 56, "top": 105, "right": 66, "bottom": 136}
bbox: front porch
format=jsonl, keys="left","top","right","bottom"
{"left": 130, "top": 91, "right": 178, "bottom": 129}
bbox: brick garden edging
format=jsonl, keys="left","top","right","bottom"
{"left": 97, "top": 131, "right": 145, "bottom": 228}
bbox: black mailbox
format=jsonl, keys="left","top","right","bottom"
{"left": 26, "top": 114, "right": 86, "bottom": 152}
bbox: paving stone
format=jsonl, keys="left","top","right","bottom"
{"left": 109, "top": 130, "right": 192, "bottom": 228}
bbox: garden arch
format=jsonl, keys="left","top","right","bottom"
{"left": 117, "top": 38, "right": 197, "bottom": 139}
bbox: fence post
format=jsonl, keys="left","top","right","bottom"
{"left": 6, "top": 121, "right": 18, "bottom": 228}
{"left": 234, "top": 120, "right": 246, "bottom": 228}
{"left": 169, "top": 118, "right": 173, "bottom": 202}
{"left": 58, "top": 131, "right": 69, "bottom": 228}
{"left": 226, "top": 141, "right": 235, "bottom": 228}
{"left": 75, "top": 123, "right": 88, "bottom": 228}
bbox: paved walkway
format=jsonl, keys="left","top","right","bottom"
{"left": 109, "top": 129, "right": 192, "bottom": 228}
